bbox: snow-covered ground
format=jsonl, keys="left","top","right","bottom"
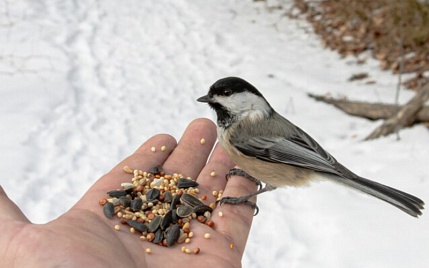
{"left": 1, "top": 0, "right": 428, "bottom": 267}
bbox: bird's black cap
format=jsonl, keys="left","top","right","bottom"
{"left": 208, "top": 77, "right": 264, "bottom": 98}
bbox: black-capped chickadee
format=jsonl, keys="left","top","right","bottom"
{"left": 197, "top": 77, "right": 424, "bottom": 217}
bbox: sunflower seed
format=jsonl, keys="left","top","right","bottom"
{"left": 103, "top": 202, "right": 115, "bottom": 219}
{"left": 119, "top": 196, "right": 131, "bottom": 207}
{"left": 163, "top": 191, "right": 173, "bottom": 203}
{"left": 120, "top": 182, "right": 136, "bottom": 191}
{"left": 171, "top": 193, "right": 181, "bottom": 209}
{"left": 180, "top": 193, "right": 204, "bottom": 208}
{"left": 149, "top": 165, "right": 163, "bottom": 175}
{"left": 176, "top": 205, "right": 193, "bottom": 217}
{"left": 148, "top": 215, "right": 162, "bottom": 232}
{"left": 146, "top": 188, "right": 160, "bottom": 201}
{"left": 192, "top": 204, "right": 213, "bottom": 215}
{"left": 171, "top": 208, "right": 178, "bottom": 223}
{"left": 127, "top": 220, "right": 148, "bottom": 232}
{"left": 153, "top": 228, "right": 164, "bottom": 244}
{"left": 160, "top": 209, "right": 173, "bottom": 230}
{"left": 107, "top": 190, "right": 127, "bottom": 198}
{"left": 165, "top": 224, "right": 181, "bottom": 247}
{"left": 130, "top": 198, "right": 143, "bottom": 212}
{"left": 177, "top": 178, "right": 199, "bottom": 189}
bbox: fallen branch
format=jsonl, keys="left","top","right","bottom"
{"left": 308, "top": 93, "right": 429, "bottom": 123}
{"left": 364, "top": 83, "right": 429, "bottom": 140}
{"left": 308, "top": 83, "right": 429, "bottom": 140}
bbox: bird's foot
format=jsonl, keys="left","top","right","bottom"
{"left": 226, "top": 168, "right": 263, "bottom": 190}
{"left": 217, "top": 195, "right": 259, "bottom": 216}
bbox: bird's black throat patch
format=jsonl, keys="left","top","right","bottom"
{"left": 209, "top": 102, "right": 236, "bottom": 129}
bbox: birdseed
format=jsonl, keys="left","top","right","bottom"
{"left": 100, "top": 164, "right": 220, "bottom": 250}
{"left": 123, "top": 165, "right": 133, "bottom": 174}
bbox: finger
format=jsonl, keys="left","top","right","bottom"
{"left": 163, "top": 118, "right": 217, "bottom": 179}
{"left": 95, "top": 134, "right": 176, "bottom": 191}
{"left": 211, "top": 170, "right": 258, "bottom": 256}
{"left": 74, "top": 134, "right": 177, "bottom": 209}
{"left": 0, "top": 186, "right": 30, "bottom": 223}
{"left": 196, "top": 143, "right": 235, "bottom": 204}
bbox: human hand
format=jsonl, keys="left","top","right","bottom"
{"left": 0, "top": 118, "right": 257, "bottom": 268}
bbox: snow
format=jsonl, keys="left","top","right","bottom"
{"left": 1, "top": 0, "right": 428, "bottom": 267}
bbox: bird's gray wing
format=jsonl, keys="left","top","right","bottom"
{"left": 234, "top": 135, "right": 345, "bottom": 177}
{"left": 233, "top": 125, "right": 425, "bottom": 217}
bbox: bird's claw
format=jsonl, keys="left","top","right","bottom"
{"left": 225, "top": 168, "right": 263, "bottom": 190}
{"left": 217, "top": 196, "right": 259, "bottom": 216}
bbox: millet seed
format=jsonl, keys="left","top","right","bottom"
{"left": 206, "top": 220, "right": 215, "bottom": 228}
{"left": 99, "top": 198, "right": 108, "bottom": 205}
{"left": 123, "top": 165, "right": 133, "bottom": 174}
{"left": 182, "top": 222, "right": 190, "bottom": 230}
{"left": 209, "top": 202, "right": 216, "bottom": 210}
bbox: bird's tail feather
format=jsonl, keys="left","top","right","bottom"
{"left": 329, "top": 175, "right": 424, "bottom": 217}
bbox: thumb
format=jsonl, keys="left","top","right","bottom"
{"left": 0, "top": 186, "right": 30, "bottom": 223}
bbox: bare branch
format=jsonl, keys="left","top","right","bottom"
{"left": 365, "top": 83, "right": 429, "bottom": 140}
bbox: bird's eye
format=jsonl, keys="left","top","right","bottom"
{"left": 223, "top": 88, "right": 233, "bottom": 96}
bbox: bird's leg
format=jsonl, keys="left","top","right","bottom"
{"left": 220, "top": 168, "right": 276, "bottom": 215}
{"left": 226, "top": 168, "right": 263, "bottom": 190}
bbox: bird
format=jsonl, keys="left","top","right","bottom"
{"left": 197, "top": 76, "right": 424, "bottom": 217}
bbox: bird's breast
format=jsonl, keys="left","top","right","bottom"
{"left": 217, "top": 127, "right": 316, "bottom": 188}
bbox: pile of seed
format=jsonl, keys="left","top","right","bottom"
{"left": 100, "top": 165, "right": 221, "bottom": 249}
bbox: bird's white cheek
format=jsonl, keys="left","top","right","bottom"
{"left": 243, "top": 109, "right": 267, "bottom": 123}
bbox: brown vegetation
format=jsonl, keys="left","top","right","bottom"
{"left": 292, "top": 0, "right": 429, "bottom": 90}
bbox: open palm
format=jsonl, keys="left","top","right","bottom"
{"left": 0, "top": 119, "right": 257, "bottom": 268}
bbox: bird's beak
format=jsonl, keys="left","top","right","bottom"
{"left": 197, "top": 95, "right": 210, "bottom": 103}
